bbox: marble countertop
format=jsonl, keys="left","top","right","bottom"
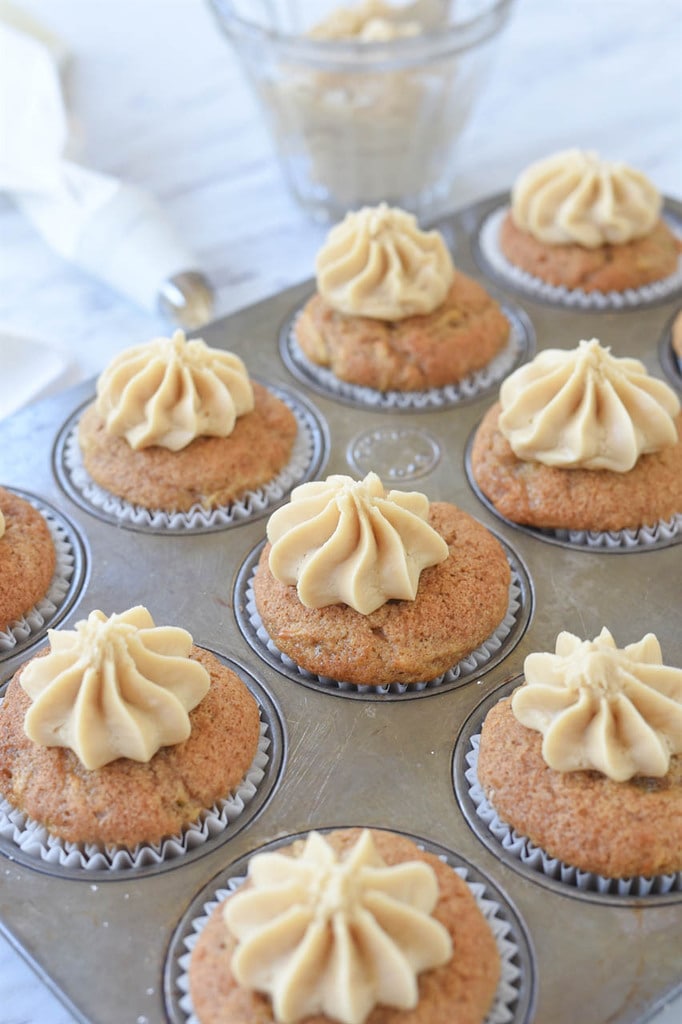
{"left": 1, "top": 0, "right": 681, "bottom": 1021}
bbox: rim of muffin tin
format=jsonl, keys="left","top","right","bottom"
{"left": 278, "top": 293, "right": 536, "bottom": 412}
{"left": 0, "top": 488, "right": 89, "bottom": 667}
{"left": 233, "top": 534, "right": 534, "bottom": 701}
{"left": 163, "top": 827, "right": 538, "bottom": 1024}
{"left": 463, "top": 424, "right": 682, "bottom": 553}
{"left": 0, "top": 653, "right": 286, "bottom": 882}
{"left": 470, "top": 192, "right": 682, "bottom": 311}
{"left": 51, "top": 379, "right": 329, "bottom": 535}
{"left": 452, "top": 676, "right": 682, "bottom": 906}
{"left": 657, "top": 304, "right": 682, "bottom": 392}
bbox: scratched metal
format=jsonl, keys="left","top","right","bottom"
{"left": 0, "top": 193, "right": 680, "bottom": 1024}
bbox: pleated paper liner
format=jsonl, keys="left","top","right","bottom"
{"left": 0, "top": 657, "right": 284, "bottom": 881}
{"left": 452, "top": 678, "right": 682, "bottom": 906}
{"left": 473, "top": 201, "right": 682, "bottom": 310}
{"left": 164, "top": 829, "right": 537, "bottom": 1024}
{"left": 53, "top": 381, "right": 328, "bottom": 535}
{"left": 279, "top": 297, "right": 535, "bottom": 411}
{"left": 0, "top": 488, "right": 88, "bottom": 661}
{"left": 234, "top": 534, "right": 533, "bottom": 700}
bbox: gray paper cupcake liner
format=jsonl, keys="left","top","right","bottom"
{"left": 0, "top": 718, "right": 271, "bottom": 874}
{"left": 477, "top": 205, "right": 682, "bottom": 309}
{"left": 280, "top": 301, "right": 535, "bottom": 412}
{"left": 465, "top": 734, "right": 682, "bottom": 898}
{"left": 56, "top": 384, "right": 327, "bottom": 534}
{"left": 0, "top": 494, "right": 81, "bottom": 655}
{"left": 171, "top": 839, "right": 531, "bottom": 1024}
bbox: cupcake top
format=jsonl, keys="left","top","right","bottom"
{"left": 498, "top": 338, "right": 680, "bottom": 471}
{"left": 223, "top": 828, "right": 453, "bottom": 1024}
{"left": 0, "top": 508, "right": 4, "bottom": 538}
{"left": 266, "top": 472, "right": 449, "bottom": 614}
{"left": 510, "top": 149, "right": 661, "bottom": 248}
{"left": 315, "top": 204, "right": 455, "bottom": 320}
{"left": 309, "top": 0, "right": 422, "bottom": 40}
{"left": 511, "top": 627, "right": 682, "bottom": 781}
{"left": 20, "top": 606, "right": 210, "bottom": 770}
{"left": 95, "top": 329, "right": 254, "bottom": 451}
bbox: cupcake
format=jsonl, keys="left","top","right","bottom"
{"left": 77, "top": 329, "right": 298, "bottom": 513}
{"left": 672, "top": 309, "right": 682, "bottom": 368}
{"left": 295, "top": 204, "right": 510, "bottom": 391}
{"left": 0, "top": 487, "right": 56, "bottom": 633}
{"left": 188, "top": 826, "right": 501, "bottom": 1024}
{"left": 0, "top": 606, "right": 261, "bottom": 848}
{"left": 253, "top": 472, "right": 511, "bottom": 687}
{"left": 470, "top": 338, "right": 682, "bottom": 532}
{"left": 476, "top": 628, "right": 682, "bottom": 879}
{"left": 498, "top": 149, "right": 681, "bottom": 293}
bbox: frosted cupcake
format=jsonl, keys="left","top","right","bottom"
{"left": 470, "top": 338, "right": 682, "bottom": 532}
{"left": 188, "top": 827, "right": 501, "bottom": 1024}
{"left": 295, "top": 204, "right": 510, "bottom": 392}
{"left": 0, "top": 487, "right": 56, "bottom": 633}
{"left": 476, "top": 628, "right": 682, "bottom": 879}
{"left": 0, "top": 606, "right": 261, "bottom": 849}
{"left": 77, "top": 330, "right": 298, "bottom": 513}
{"left": 253, "top": 472, "right": 511, "bottom": 687}
{"left": 499, "top": 150, "right": 681, "bottom": 293}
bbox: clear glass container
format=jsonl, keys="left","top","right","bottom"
{"left": 208, "top": 0, "right": 515, "bottom": 222}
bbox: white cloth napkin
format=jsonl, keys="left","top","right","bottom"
{"left": 0, "top": 330, "right": 78, "bottom": 420}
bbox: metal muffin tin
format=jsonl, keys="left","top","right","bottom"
{"left": 0, "top": 192, "right": 680, "bottom": 1024}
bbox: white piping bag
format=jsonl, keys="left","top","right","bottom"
{"left": 0, "top": 12, "right": 215, "bottom": 328}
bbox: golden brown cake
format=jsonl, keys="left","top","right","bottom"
{"left": 77, "top": 330, "right": 297, "bottom": 514}
{"left": 0, "top": 609, "right": 261, "bottom": 847}
{"left": 254, "top": 475, "right": 511, "bottom": 687}
{"left": 672, "top": 309, "right": 682, "bottom": 361}
{"left": 499, "top": 149, "right": 681, "bottom": 293}
{"left": 0, "top": 487, "right": 56, "bottom": 633}
{"left": 470, "top": 340, "right": 682, "bottom": 532}
{"left": 295, "top": 204, "right": 509, "bottom": 392}
{"left": 189, "top": 827, "right": 501, "bottom": 1024}
{"left": 476, "top": 630, "right": 682, "bottom": 878}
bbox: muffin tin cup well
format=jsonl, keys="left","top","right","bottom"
{"left": 473, "top": 198, "right": 682, "bottom": 311}
{"left": 464, "top": 426, "right": 682, "bottom": 553}
{"left": 234, "top": 535, "right": 533, "bottom": 700}
{"left": 53, "top": 380, "right": 329, "bottom": 535}
{"left": 657, "top": 305, "right": 682, "bottom": 391}
{"left": 0, "top": 488, "right": 89, "bottom": 663}
{"left": 163, "top": 828, "right": 537, "bottom": 1024}
{"left": 0, "top": 655, "right": 285, "bottom": 881}
{"left": 279, "top": 297, "right": 536, "bottom": 412}
{"left": 452, "top": 678, "right": 682, "bottom": 906}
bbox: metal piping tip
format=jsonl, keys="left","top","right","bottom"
{"left": 157, "top": 271, "right": 216, "bottom": 330}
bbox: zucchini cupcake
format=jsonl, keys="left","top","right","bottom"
{"left": 0, "top": 487, "right": 56, "bottom": 633}
{"left": 475, "top": 628, "right": 682, "bottom": 880}
{"left": 0, "top": 606, "right": 262, "bottom": 854}
{"left": 252, "top": 472, "right": 512, "bottom": 687}
{"left": 294, "top": 204, "right": 511, "bottom": 394}
{"left": 470, "top": 338, "right": 682, "bottom": 534}
{"left": 188, "top": 827, "right": 502, "bottom": 1024}
{"left": 497, "top": 149, "right": 682, "bottom": 294}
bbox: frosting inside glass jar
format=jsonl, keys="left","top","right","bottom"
{"left": 511, "top": 627, "right": 682, "bottom": 781}
{"left": 498, "top": 338, "right": 680, "bottom": 471}
{"left": 510, "top": 149, "right": 661, "bottom": 248}
{"left": 20, "top": 606, "right": 210, "bottom": 769}
{"left": 95, "top": 329, "right": 254, "bottom": 451}
{"left": 223, "top": 829, "right": 452, "bottom": 1024}
{"left": 266, "top": 472, "right": 449, "bottom": 614}
{"left": 315, "top": 204, "right": 455, "bottom": 320}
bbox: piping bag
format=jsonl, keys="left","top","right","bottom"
{"left": 0, "top": 8, "right": 215, "bottom": 329}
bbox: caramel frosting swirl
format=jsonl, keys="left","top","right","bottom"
{"left": 511, "top": 149, "right": 661, "bottom": 248}
{"left": 224, "top": 829, "right": 452, "bottom": 1024}
{"left": 95, "top": 329, "right": 254, "bottom": 451}
{"left": 20, "top": 606, "right": 210, "bottom": 770}
{"left": 498, "top": 338, "right": 680, "bottom": 471}
{"left": 308, "top": 1, "right": 422, "bottom": 40}
{"left": 512, "top": 628, "right": 682, "bottom": 781}
{"left": 266, "top": 472, "right": 449, "bottom": 614}
{"left": 315, "top": 204, "right": 455, "bottom": 320}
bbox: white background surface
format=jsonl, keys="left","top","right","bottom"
{"left": 0, "top": 0, "right": 681, "bottom": 1021}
